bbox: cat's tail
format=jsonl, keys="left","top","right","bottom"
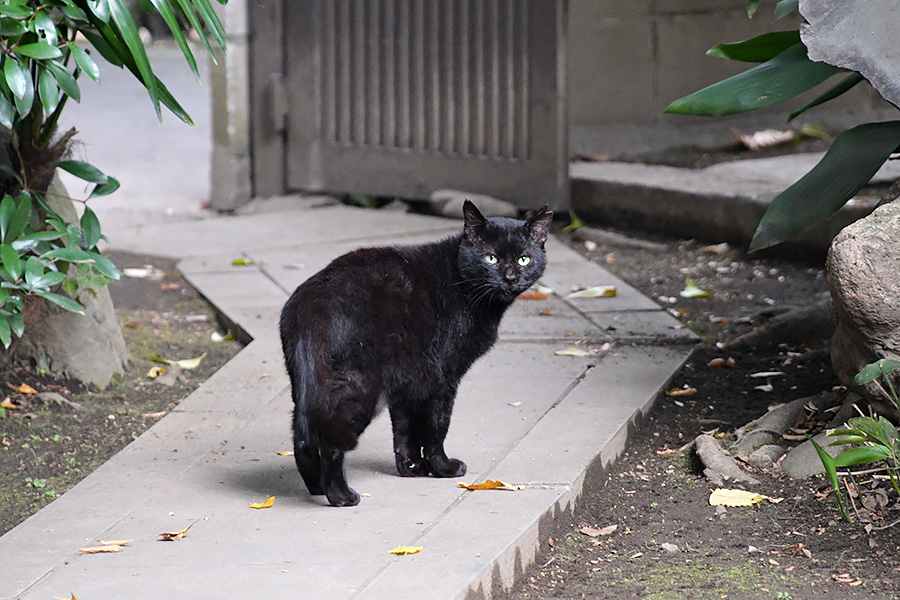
{"left": 285, "top": 334, "right": 325, "bottom": 496}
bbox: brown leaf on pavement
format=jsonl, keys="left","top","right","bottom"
{"left": 159, "top": 521, "right": 196, "bottom": 541}
{"left": 7, "top": 383, "right": 37, "bottom": 395}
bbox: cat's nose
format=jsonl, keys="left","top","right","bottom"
{"left": 503, "top": 267, "right": 517, "bottom": 282}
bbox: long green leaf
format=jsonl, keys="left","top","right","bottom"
{"left": 808, "top": 435, "right": 850, "bottom": 521}
{"left": 854, "top": 359, "right": 900, "bottom": 386}
{"left": 38, "top": 67, "right": 60, "bottom": 115}
{"left": 774, "top": 0, "right": 798, "bottom": 20}
{"left": 707, "top": 31, "right": 801, "bottom": 63}
{"left": 57, "top": 160, "right": 108, "bottom": 183}
{"left": 191, "top": 0, "right": 228, "bottom": 51}
{"left": 45, "top": 59, "right": 81, "bottom": 101}
{"left": 171, "top": 0, "right": 214, "bottom": 58}
{"left": 31, "top": 8, "right": 58, "bottom": 45}
{"left": 0, "top": 195, "right": 12, "bottom": 241}
{"left": 0, "top": 91, "right": 12, "bottom": 129}
{"left": 35, "top": 290, "right": 84, "bottom": 314}
{"left": 749, "top": 121, "right": 900, "bottom": 252}
{"left": 0, "top": 316, "right": 10, "bottom": 349}
{"left": 789, "top": 73, "right": 864, "bottom": 122}
{"left": 146, "top": 0, "right": 199, "bottom": 80}
{"left": 0, "top": 4, "right": 32, "bottom": 19}
{"left": 664, "top": 43, "right": 840, "bottom": 117}
{"left": 107, "top": 0, "right": 161, "bottom": 119}
{"left": 11, "top": 58, "right": 34, "bottom": 117}
{"left": 833, "top": 445, "right": 892, "bottom": 468}
{"left": 0, "top": 243, "right": 22, "bottom": 281}
{"left": 67, "top": 43, "right": 101, "bottom": 82}
{"left": 5, "top": 195, "right": 32, "bottom": 243}
{"left": 3, "top": 54, "right": 26, "bottom": 100}
{"left": 14, "top": 42, "right": 63, "bottom": 60}
{"left": 80, "top": 206, "right": 101, "bottom": 248}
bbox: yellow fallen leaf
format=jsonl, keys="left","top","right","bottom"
{"left": 679, "top": 278, "right": 712, "bottom": 298}
{"left": 99, "top": 539, "right": 134, "bottom": 546}
{"left": 565, "top": 286, "right": 616, "bottom": 299}
{"left": 159, "top": 522, "right": 196, "bottom": 541}
{"left": 249, "top": 496, "right": 275, "bottom": 509}
{"left": 519, "top": 291, "right": 549, "bottom": 300}
{"left": 666, "top": 387, "right": 697, "bottom": 397}
{"left": 458, "top": 479, "right": 524, "bottom": 491}
{"left": 148, "top": 353, "right": 207, "bottom": 370}
{"left": 709, "top": 488, "right": 778, "bottom": 507}
{"left": 8, "top": 382, "right": 37, "bottom": 395}
{"left": 389, "top": 546, "right": 422, "bottom": 555}
{"left": 555, "top": 347, "right": 589, "bottom": 357}
{"left": 232, "top": 257, "right": 254, "bottom": 266}
{"left": 276, "top": 450, "right": 294, "bottom": 456}
{"left": 147, "top": 366, "right": 167, "bottom": 379}
{"left": 54, "top": 594, "right": 78, "bottom": 600}
{"left": 79, "top": 545, "right": 124, "bottom": 554}
{"left": 1, "top": 397, "right": 19, "bottom": 410}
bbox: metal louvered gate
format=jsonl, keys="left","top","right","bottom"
{"left": 248, "top": 1, "right": 567, "bottom": 210}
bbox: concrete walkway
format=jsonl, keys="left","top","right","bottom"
{"left": 1, "top": 198, "right": 693, "bottom": 599}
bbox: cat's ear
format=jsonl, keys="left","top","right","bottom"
{"left": 463, "top": 200, "right": 487, "bottom": 243}
{"left": 526, "top": 205, "right": 553, "bottom": 245}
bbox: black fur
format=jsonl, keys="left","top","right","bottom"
{"left": 279, "top": 201, "right": 553, "bottom": 506}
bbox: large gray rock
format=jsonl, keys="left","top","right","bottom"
{"left": 781, "top": 432, "right": 844, "bottom": 479}
{"left": 800, "top": 0, "right": 900, "bottom": 109}
{"left": 827, "top": 201, "right": 900, "bottom": 420}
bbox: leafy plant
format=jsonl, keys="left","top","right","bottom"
{"left": 664, "top": 1, "right": 900, "bottom": 252}
{"left": 813, "top": 359, "right": 900, "bottom": 522}
{"left": 0, "top": 0, "right": 229, "bottom": 353}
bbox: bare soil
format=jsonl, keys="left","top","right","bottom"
{"left": 509, "top": 226, "right": 900, "bottom": 599}
{"left": 0, "top": 252, "right": 242, "bottom": 536}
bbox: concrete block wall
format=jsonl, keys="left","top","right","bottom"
{"left": 568, "top": 0, "right": 892, "bottom": 156}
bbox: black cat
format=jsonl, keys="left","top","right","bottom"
{"left": 279, "top": 200, "right": 553, "bottom": 506}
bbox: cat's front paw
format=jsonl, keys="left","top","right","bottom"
{"left": 428, "top": 457, "right": 466, "bottom": 478}
{"left": 396, "top": 457, "right": 430, "bottom": 477}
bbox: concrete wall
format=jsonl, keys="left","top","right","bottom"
{"left": 568, "top": 0, "right": 892, "bottom": 156}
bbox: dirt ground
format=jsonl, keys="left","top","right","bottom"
{"left": 0, "top": 252, "right": 242, "bottom": 536}
{"left": 509, "top": 226, "right": 900, "bottom": 600}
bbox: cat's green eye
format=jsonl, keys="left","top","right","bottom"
{"left": 484, "top": 254, "right": 498, "bottom": 265}
{"left": 518, "top": 256, "right": 531, "bottom": 266}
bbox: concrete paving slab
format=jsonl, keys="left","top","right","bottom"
{"left": 584, "top": 309, "right": 700, "bottom": 344}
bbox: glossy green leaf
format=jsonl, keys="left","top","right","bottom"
{"left": 789, "top": 73, "right": 864, "bottom": 122}
{"left": 171, "top": 0, "right": 214, "bottom": 59}
{"left": 0, "top": 196, "right": 12, "bottom": 241}
{"left": 0, "top": 4, "right": 32, "bottom": 19}
{"left": 191, "top": 0, "right": 228, "bottom": 51}
{"left": 59, "top": 3, "right": 90, "bottom": 23}
{"left": 746, "top": 0, "right": 759, "bottom": 18}
{"left": 0, "top": 18, "right": 27, "bottom": 36}
{"left": 3, "top": 55, "right": 27, "bottom": 100}
{"left": 56, "top": 160, "right": 108, "bottom": 183}
{"left": 808, "top": 435, "right": 850, "bottom": 521}
{"left": 0, "top": 243, "right": 22, "bottom": 281}
{"left": 45, "top": 60, "right": 80, "bottom": 101}
{"left": 707, "top": 31, "right": 801, "bottom": 63}
{"left": 35, "top": 290, "right": 84, "bottom": 314}
{"left": 0, "top": 91, "right": 13, "bottom": 128}
{"left": 80, "top": 29, "right": 123, "bottom": 67}
{"left": 774, "top": 0, "right": 798, "bottom": 20}
{"left": 0, "top": 317, "right": 10, "bottom": 349}
{"left": 15, "top": 42, "right": 63, "bottom": 60}
{"left": 23, "top": 256, "right": 44, "bottom": 289}
{"left": 9, "top": 312, "right": 23, "bottom": 338}
{"left": 749, "top": 121, "right": 900, "bottom": 252}
{"left": 67, "top": 43, "right": 101, "bottom": 82}
{"left": 31, "top": 270, "right": 66, "bottom": 291}
{"left": 107, "top": 0, "right": 161, "bottom": 119}
{"left": 89, "top": 253, "right": 120, "bottom": 280}
{"left": 833, "top": 445, "right": 893, "bottom": 468}
{"left": 89, "top": 176, "right": 120, "bottom": 197}
{"left": 38, "top": 67, "right": 60, "bottom": 115}
{"left": 80, "top": 206, "right": 101, "bottom": 248}
{"left": 31, "top": 9, "right": 58, "bottom": 45}
{"left": 41, "top": 247, "right": 95, "bottom": 263}
{"left": 854, "top": 359, "right": 900, "bottom": 386}
{"left": 5, "top": 195, "right": 31, "bottom": 243}
{"left": 665, "top": 43, "right": 840, "bottom": 117}
{"left": 86, "top": 0, "right": 111, "bottom": 23}
{"left": 146, "top": 0, "right": 199, "bottom": 79}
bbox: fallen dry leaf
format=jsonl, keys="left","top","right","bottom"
{"left": 389, "top": 546, "right": 422, "bottom": 555}
{"left": 735, "top": 128, "right": 796, "bottom": 151}
{"left": 249, "top": 496, "right": 275, "bottom": 509}
{"left": 54, "top": 594, "right": 78, "bottom": 600}
{"left": 8, "top": 382, "right": 37, "bottom": 395}
{"left": 580, "top": 524, "right": 617, "bottom": 538}
{"left": 679, "top": 278, "right": 712, "bottom": 299}
{"left": 79, "top": 545, "right": 124, "bottom": 554}
{"left": 519, "top": 291, "right": 549, "bottom": 300}
{"left": 458, "top": 479, "right": 524, "bottom": 491}
{"left": 708, "top": 357, "right": 736, "bottom": 368}
{"left": 630, "top": 552, "right": 644, "bottom": 559}
{"left": 148, "top": 353, "right": 207, "bottom": 370}
{"left": 232, "top": 257, "right": 254, "bottom": 266}
{"left": 1, "top": 397, "right": 19, "bottom": 410}
{"left": 666, "top": 387, "right": 697, "bottom": 397}
{"left": 99, "top": 539, "right": 134, "bottom": 547}
{"left": 709, "top": 488, "right": 781, "bottom": 507}
{"left": 555, "top": 347, "right": 589, "bottom": 357}
{"left": 142, "top": 410, "right": 167, "bottom": 419}
{"left": 159, "top": 522, "right": 195, "bottom": 542}
{"left": 507, "top": 402, "right": 522, "bottom": 407}
{"left": 147, "top": 366, "right": 167, "bottom": 379}
{"left": 565, "top": 286, "right": 616, "bottom": 299}
{"left": 276, "top": 450, "right": 294, "bottom": 456}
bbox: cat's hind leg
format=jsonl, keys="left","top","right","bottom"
{"left": 320, "top": 445, "right": 360, "bottom": 507}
